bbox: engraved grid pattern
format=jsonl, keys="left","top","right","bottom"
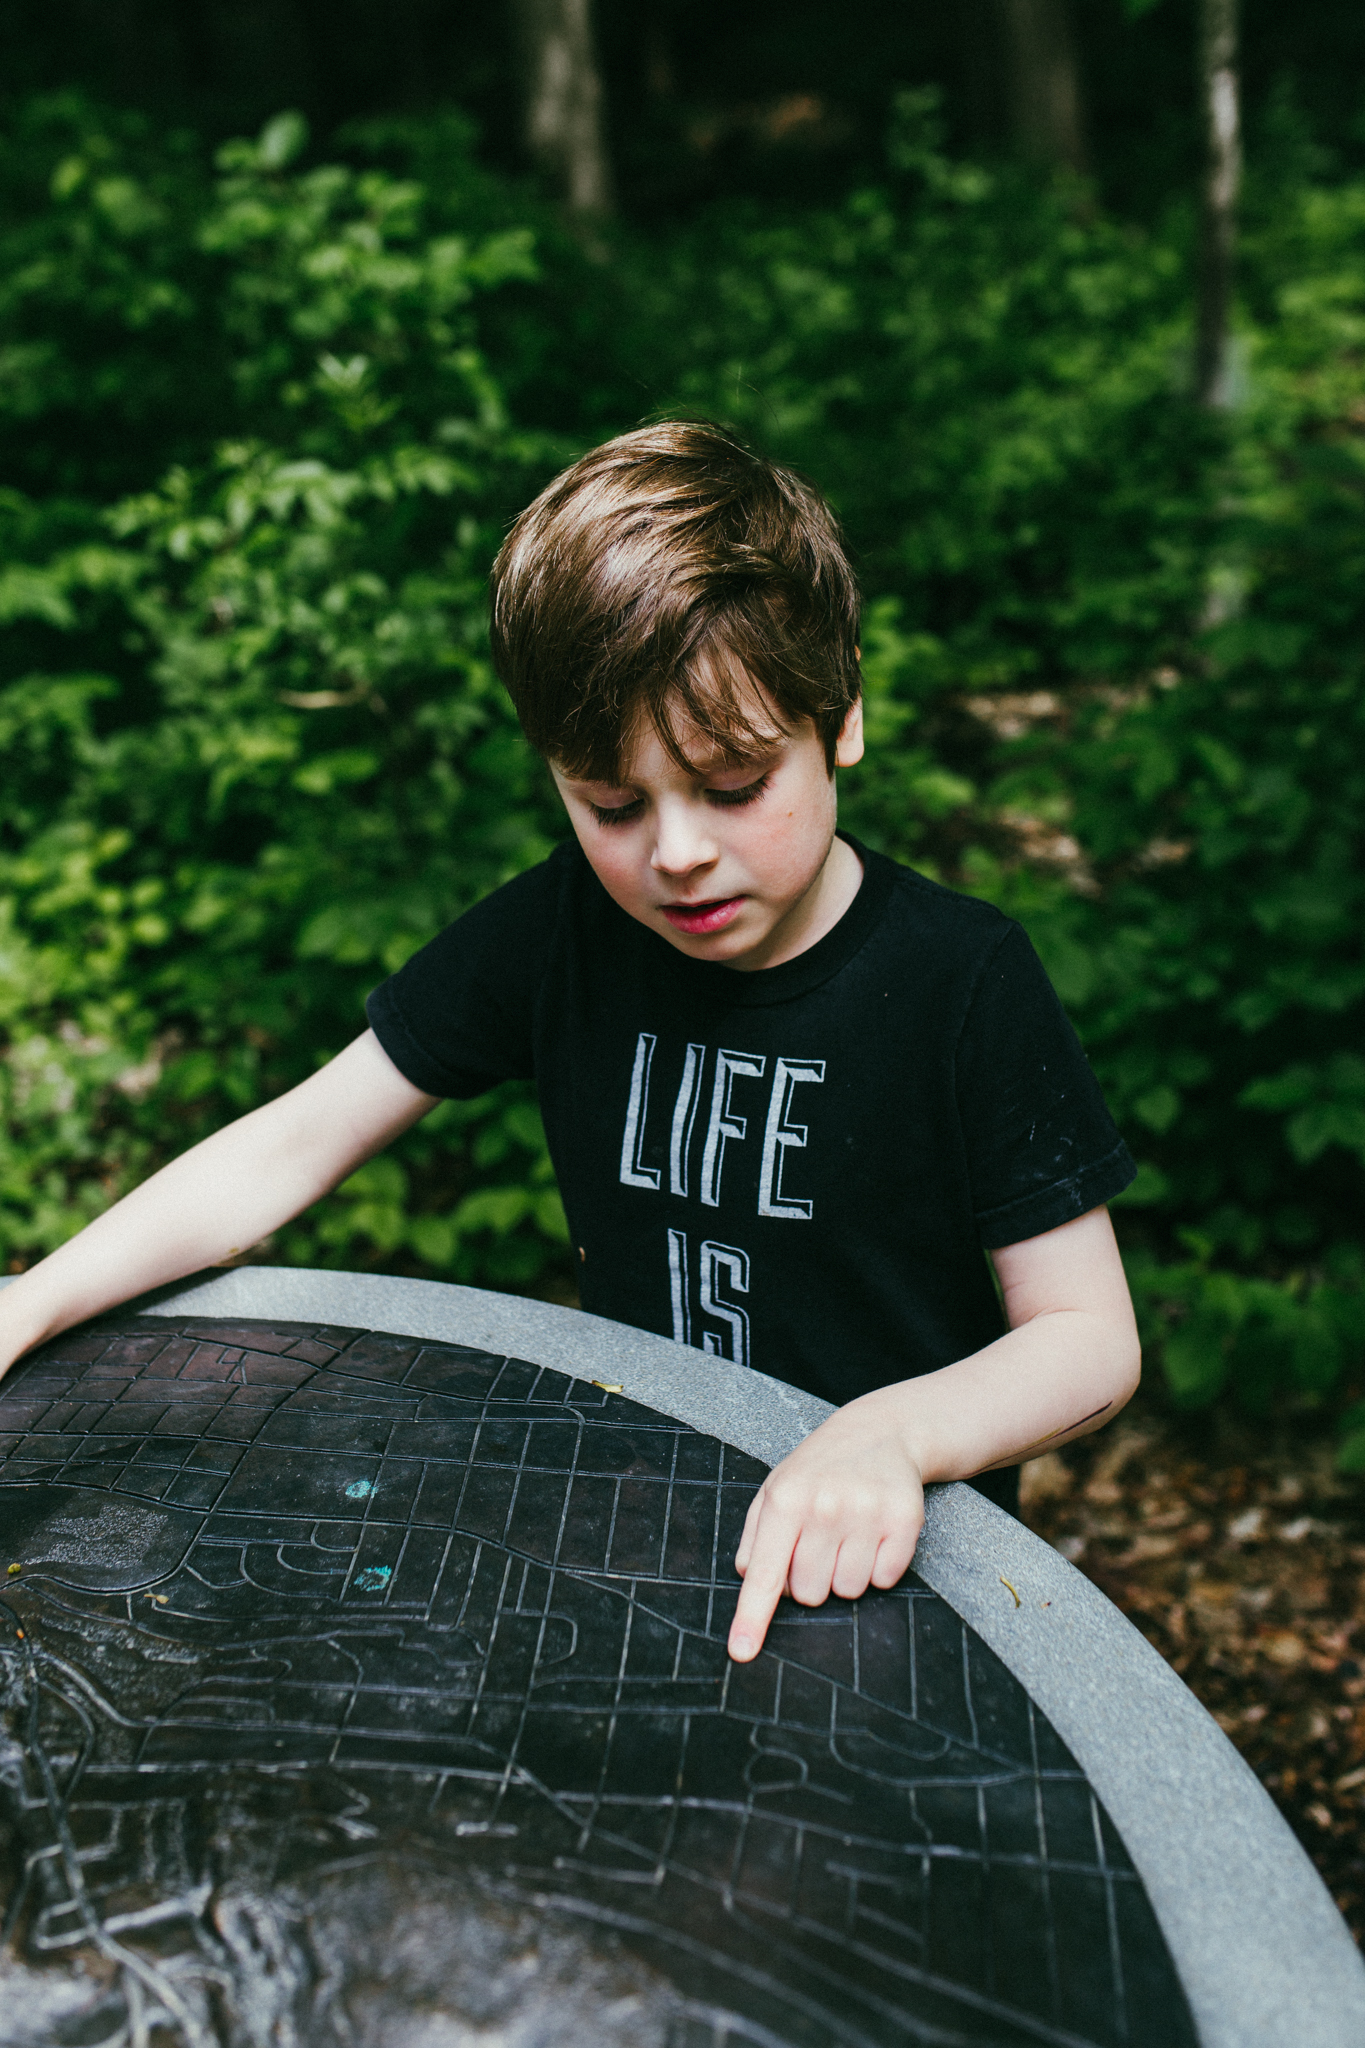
{"left": 0, "top": 1318, "right": 1196, "bottom": 2048}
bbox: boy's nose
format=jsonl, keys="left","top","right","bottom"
{"left": 650, "top": 801, "right": 719, "bottom": 877}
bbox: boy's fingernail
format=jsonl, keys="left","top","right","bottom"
{"left": 729, "top": 1633, "right": 754, "bottom": 1660}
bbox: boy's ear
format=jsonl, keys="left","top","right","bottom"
{"left": 834, "top": 694, "right": 864, "bottom": 770}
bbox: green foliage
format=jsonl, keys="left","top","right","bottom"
{"left": 611, "top": 96, "right": 1364, "bottom": 1422}
{"left": 629, "top": 95, "right": 1214, "bottom": 694}
{"left": 1, "top": 93, "right": 1361, "bottom": 1420}
{"left": 0, "top": 96, "right": 221, "bottom": 521}
{"left": 981, "top": 168, "right": 1365, "bottom": 1432}
{"left": 1, "top": 103, "right": 574, "bottom": 1293}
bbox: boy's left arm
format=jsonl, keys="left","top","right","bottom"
{"left": 728, "top": 1204, "right": 1140, "bottom": 1662}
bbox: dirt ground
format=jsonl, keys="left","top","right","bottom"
{"left": 1019, "top": 1396, "right": 1365, "bottom": 1943}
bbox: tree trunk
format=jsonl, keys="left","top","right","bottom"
{"left": 643, "top": 1, "right": 677, "bottom": 102}
{"left": 1195, "top": 0, "right": 1241, "bottom": 407}
{"left": 509, "top": 0, "right": 614, "bottom": 216}
{"left": 998, "top": 0, "right": 1087, "bottom": 173}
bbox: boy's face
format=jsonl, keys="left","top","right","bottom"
{"left": 550, "top": 689, "right": 864, "bottom": 971}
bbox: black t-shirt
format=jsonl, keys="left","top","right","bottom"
{"left": 366, "top": 836, "right": 1134, "bottom": 1413}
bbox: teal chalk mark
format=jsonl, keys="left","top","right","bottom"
{"left": 344, "top": 1479, "right": 376, "bottom": 1500}
{"left": 354, "top": 1565, "right": 391, "bottom": 1591}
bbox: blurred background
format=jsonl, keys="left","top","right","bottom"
{"left": 1, "top": 0, "right": 1364, "bottom": 1924}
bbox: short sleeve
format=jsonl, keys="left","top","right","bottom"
{"left": 956, "top": 922, "right": 1135, "bottom": 1249}
{"left": 364, "top": 854, "right": 563, "bottom": 1098}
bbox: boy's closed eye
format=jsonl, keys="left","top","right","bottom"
{"left": 586, "top": 796, "right": 645, "bottom": 825}
{"left": 706, "top": 771, "right": 772, "bottom": 809}
{"left": 586, "top": 771, "right": 772, "bottom": 827}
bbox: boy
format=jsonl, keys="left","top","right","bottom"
{"left": 0, "top": 422, "right": 1140, "bottom": 1664}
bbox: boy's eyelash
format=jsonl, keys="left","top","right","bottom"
{"left": 587, "top": 773, "right": 770, "bottom": 827}
{"left": 588, "top": 798, "right": 645, "bottom": 827}
{"left": 708, "top": 773, "right": 770, "bottom": 808}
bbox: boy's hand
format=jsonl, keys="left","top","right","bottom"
{"left": 728, "top": 1391, "right": 926, "bottom": 1662}
{"left": 724, "top": 1206, "right": 1142, "bottom": 1664}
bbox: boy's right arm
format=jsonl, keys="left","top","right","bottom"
{"left": 0, "top": 1029, "right": 439, "bottom": 1383}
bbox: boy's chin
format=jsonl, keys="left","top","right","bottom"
{"left": 654, "top": 909, "right": 778, "bottom": 969}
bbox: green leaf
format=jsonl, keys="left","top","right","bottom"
{"left": 339, "top": 1156, "right": 408, "bottom": 1204}
{"left": 1161, "top": 1320, "right": 1230, "bottom": 1408}
{"left": 1133, "top": 1085, "right": 1181, "bottom": 1134}
{"left": 292, "top": 750, "right": 381, "bottom": 795}
{"left": 257, "top": 111, "right": 309, "bottom": 172}
{"left": 1113, "top": 1161, "right": 1170, "bottom": 1207}
{"left": 408, "top": 1215, "right": 457, "bottom": 1266}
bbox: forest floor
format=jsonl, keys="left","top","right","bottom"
{"left": 1019, "top": 1394, "right": 1365, "bottom": 1943}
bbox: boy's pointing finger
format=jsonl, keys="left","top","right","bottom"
{"left": 727, "top": 1513, "right": 798, "bottom": 1663}
{"left": 727, "top": 1574, "right": 784, "bottom": 1664}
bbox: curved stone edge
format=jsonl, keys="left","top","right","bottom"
{"left": 8, "top": 1265, "right": 1363, "bottom": 2047}
{"left": 914, "top": 1489, "right": 1365, "bottom": 2048}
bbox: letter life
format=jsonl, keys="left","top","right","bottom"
{"left": 617, "top": 1035, "right": 826, "bottom": 1368}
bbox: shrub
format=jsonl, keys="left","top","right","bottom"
{"left": 1, "top": 104, "right": 576, "bottom": 1291}
{"left": 1, "top": 94, "right": 1361, "bottom": 1423}
{"left": 619, "top": 98, "right": 1364, "bottom": 1416}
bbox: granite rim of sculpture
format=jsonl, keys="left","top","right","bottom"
{"left": 0, "top": 1264, "right": 1362, "bottom": 2048}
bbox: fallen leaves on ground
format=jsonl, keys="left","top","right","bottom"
{"left": 1019, "top": 1398, "right": 1365, "bottom": 1942}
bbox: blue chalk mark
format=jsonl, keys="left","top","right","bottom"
{"left": 354, "top": 1565, "right": 391, "bottom": 1592}
{"left": 344, "top": 1479, "right": 376, "bottom": 1500}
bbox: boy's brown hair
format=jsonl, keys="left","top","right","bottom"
{"left": 489, "top": 420, "right": 861, "bottom": 782}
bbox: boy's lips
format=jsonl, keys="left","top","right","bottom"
{"left": 661, "top": 895, "right": 745, "bottom": 935}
